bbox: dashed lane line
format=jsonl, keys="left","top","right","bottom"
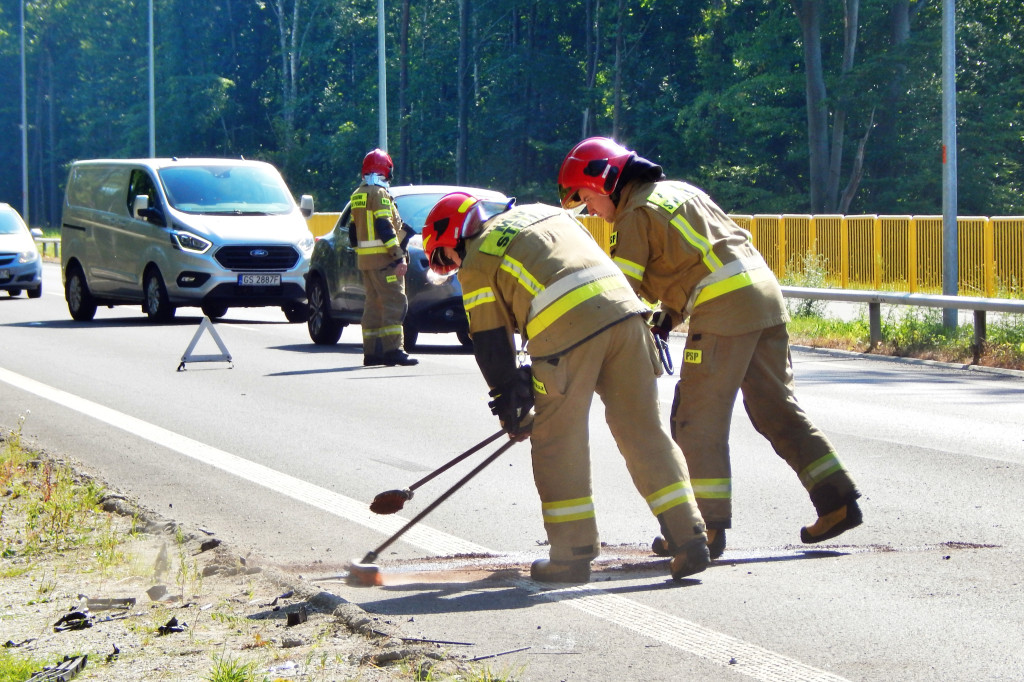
{"left": 1, "top": 366, "right": 850, "bottom": 682}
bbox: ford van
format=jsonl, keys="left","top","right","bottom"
{"left": 61, "top": 158, "right": 315, "bottom": 322}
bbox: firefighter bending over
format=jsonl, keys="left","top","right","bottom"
{"left": 558, "top": 137, "right": 863, "bottom": 560}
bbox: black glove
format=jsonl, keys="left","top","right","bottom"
{"left": 487, "top": 365, "right": 534, "bottom": 437}
{"left": 651, "top": 310, "right": 673, "bottom": 341}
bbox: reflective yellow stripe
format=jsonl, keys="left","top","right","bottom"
{"left": 613, "top": 256, "right": 645, "bottom": 282}
{"left": 542, "top": 497, "right": 596, "bottom": 524}
{"left": 499, "top": 255, "right": 544, "bottom": 297}
{"left": 646, "top": 481, "right": 695, "bottom": 516}
{"left": 525, "top": 276, "right": 628, "bottom": 339}
{"left": 691, "top": 478, "right": 731, "bottom": 500}
{"left": 362, "top": 324, "right": 403, "bottom": 340}
{"left": 463, "top": 286, "right": 496, "bottom": 312}
{"left": 693, "top": 267, "right": 775, "bottom": 308}
{"left": 800, "top": 453, "right": 844, "bottom": 488}
{"left": 670, "top": 214, "right": 723, "bottom": 272}
{"left": 355, "top": 245, "right": 389, "bottom": 255}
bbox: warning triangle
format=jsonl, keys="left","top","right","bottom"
{"left": 177, "top": 317, "right": 233, "bottom": 371}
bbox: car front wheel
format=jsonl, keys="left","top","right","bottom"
{"left": 27, "top": 284, "right": 42, "bottom": 299}
{"left": 201, "top": 303, "right": 229, "bottom": 319}
{"left": 306, "top": 277, "right": 343, "bottom": 344}
{"left": 283, "top": 302, "right": 310, "bottom": 323}
{"left": 403, "top": 323, "right": 418, "bottom": 351}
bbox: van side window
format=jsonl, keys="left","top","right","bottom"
{"left": 128, "top": 170, "right": 164, "bottom": 226}
{"left": 67, "top": 166, "right": 129, "bottom": 214}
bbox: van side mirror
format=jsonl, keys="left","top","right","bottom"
{"left": 133, "top": 194, "right": 165, "bottom": 226}
{"left": 133, "top": 194, "right": 150, "bottom": 219}
{"left": 300, "top": 194, "right": 314, "bottom": 218}
{"left": 30, "top": 227, "right": 43, "bottom": 239}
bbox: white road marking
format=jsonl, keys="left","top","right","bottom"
{"left": 0, "top": 366, "right": 850, "bottom": 682}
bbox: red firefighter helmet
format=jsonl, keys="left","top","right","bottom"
{"left": 557, "top": 137, "right": 635, "bottom": 209}
{"left": 422, "top": 192, "right": 483, "bottom": 274}
{"left": 361, "top": 149, "right": 394, "bottom": 180}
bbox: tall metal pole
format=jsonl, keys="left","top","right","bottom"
{"left": 941, "top": 0, "right": 958, "bottom": 328}
{"left": 20, "top": 0, "right": 29, "bottom": 222}
{"left": 148, "top": 0, "right": 156, "bottom": 157}
{"left": 377, "top": 0, "right": 387, "bottom": 151}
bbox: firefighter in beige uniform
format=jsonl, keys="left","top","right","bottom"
{"left": 351, "top": 149, "right": 417, "bottom": 366}
{"left": 558, "top": 137, "right": 862, "bottom": 559}
{"left": 421, "top": 191, "right": 710, "bottom": 583}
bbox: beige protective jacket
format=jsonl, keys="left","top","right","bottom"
{"left": 611, "top": 180, "right": 788, "bottom": 336}
{"left": 458, "top": 203, "right": 648, "bottom": 360}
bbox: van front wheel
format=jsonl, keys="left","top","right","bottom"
{"left": 143, "top": 268, "right": 175, "bottom": 322}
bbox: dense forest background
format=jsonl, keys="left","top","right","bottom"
{"left": 1, "top": 0, "right": 1022, "bottom": 228}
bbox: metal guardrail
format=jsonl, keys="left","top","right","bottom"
{"left": 35, "top": 237, "right": 61, "bottom": 259}
{"left": 781, "top": 286, "right": 1024, "bottom": 361}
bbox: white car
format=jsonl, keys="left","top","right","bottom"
{"left": 0, "top": 203, "right": 43, "bottom": 299}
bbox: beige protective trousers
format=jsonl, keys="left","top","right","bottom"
{"left": 360, "top": 265, "right": 408, "bottom": 355}
{"left": 530, "top": 315, "right": 706, "bottom": 563}
{"left": 671, "top": 323, "right": 859, "bottom": 529}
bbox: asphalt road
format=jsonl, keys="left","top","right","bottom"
{"left": 2, "top": 261, "right": 1023, "bottom": 681}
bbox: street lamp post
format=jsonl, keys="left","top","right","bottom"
{"left": 20, "top": 0, "right": 28, "bottom": 222}
{"left": 377, "top": 0, "right": 387, "bottom": 152}
{"left": 942, "top": 0, "right": 958, "bottom": 329}
{"left": 149, "top": 0, "right": 155, "bottom": 157}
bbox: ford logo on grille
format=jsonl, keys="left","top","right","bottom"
{"left": 250, "top": 249, "right": 269, "bottom": 257}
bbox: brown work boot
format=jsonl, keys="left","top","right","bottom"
{"left": 652, "top": 529, "right": 726, "bottom": 561}
{"left": 530, "top": 558, "right": 591, "bottom": 583}
{"left": 670, "top": 536, "right": 710, "bottom": 581}
{"left": 801, "top": 499, "right": 863, "bottom": 543}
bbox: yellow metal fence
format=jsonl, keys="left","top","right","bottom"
{"left": 308, "top": 212, "right": 1024, "bottom": 298}
{"left": 577, "top": 214, "right": 1024, "bottom": 299}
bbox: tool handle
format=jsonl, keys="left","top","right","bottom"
{"left": 407, "top": 428, "right": 506, "bottom": 493}
{"left": 368, "top": 438, "right": 517, "bottom": 559}
{"left": 657, "top": 336, "right": 674, "bottom": 375}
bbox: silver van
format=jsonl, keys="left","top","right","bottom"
{"left": 61, "top": 158, "right": 315, "bottom": 322}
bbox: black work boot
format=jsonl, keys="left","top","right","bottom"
{"left": 363, "top": 354, "right": 385, "bottom": 366}
{"left": 382, "top": 349, "right": 418, "bottom": 366}
{"left": 653, "top": 529, "right": 726, "bottom": 561}
{"left": 530, "top": 558, "right": 591, "bottom": 584}
{"left": 801, "top": 485, "right": 863, "bottom": 543}
{"left": 669, "top": 536, "right": 711, "bottom": 581}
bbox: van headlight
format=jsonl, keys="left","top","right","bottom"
{"left": 298, "top": 235, "right": 314, "bottom": 254}
{"left": 170, "top": 231, "right": 212, "bottom": 253}
{"left": 18, "top": 250, "right": 39, "bottom": 264}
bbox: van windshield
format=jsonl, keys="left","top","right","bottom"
{"left": 159, "top": 165, "right": 295, "bottom": 216}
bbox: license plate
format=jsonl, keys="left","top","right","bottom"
{"left": 0, "top": 269, "right": 10, "bottom": 281}
{"left": 237, "top": 273, "right": 281, "bottom": 286}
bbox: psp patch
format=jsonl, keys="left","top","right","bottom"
{"left": 684, "top": 349, "right": 703, "bottom": 364}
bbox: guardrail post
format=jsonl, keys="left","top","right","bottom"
{"left": 869, "top": 302, "right": 882, "bottom": 349}
{"left": 973, "top": 310, "right": 986, "bottom": 364}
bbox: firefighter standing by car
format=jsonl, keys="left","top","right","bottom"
{"left": 557, "top": 137, "right": 863, "bottom": 560}
{"left": 421, "top": 191, "right": 710, "bottom": 583}
{"left": 350, "top": 149, "right": 417, "bottom": 366}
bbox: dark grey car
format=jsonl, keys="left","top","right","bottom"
{"left": 304, "top": 185, "right": 509, "bottom": 350}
